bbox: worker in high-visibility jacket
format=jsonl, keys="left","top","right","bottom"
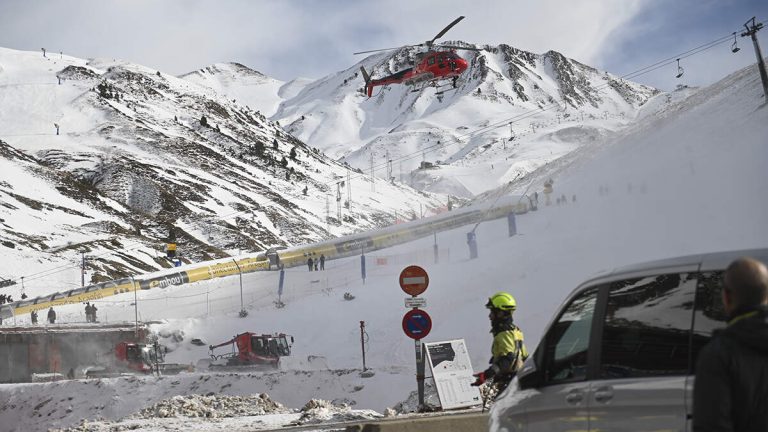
{"left": 472, "top": 291, "right": 528, "bottom": 396}
{"left": 166, "top": 242, "right": 177, "bottom": 258}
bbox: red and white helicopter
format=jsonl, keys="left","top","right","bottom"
{"left": 355, "top": 16, "right": 479, "bottom": 97}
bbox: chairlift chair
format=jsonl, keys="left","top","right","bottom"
{"left": 731, "top": 33, "right": 740, "bottom": 53}
{"left": 675, "top": 59, "right": 684, "bottom": 79}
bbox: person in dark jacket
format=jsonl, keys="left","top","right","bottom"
{"left": 47, "top": 307, "right": 56, "bottom": 324}
{"left": 693, "top": 257, "right": 768, "bottom": 432}
{"left": 307, "top": 257, "right": 313, "bottom": 271}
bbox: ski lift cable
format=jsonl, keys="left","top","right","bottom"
{"left": 460, "top": 36, "right": 736, "bottom": 141}
{"left": 459, "top": 21, "right": 767, "bottom": 140}
{"left": 9, "top": 22, "right": 763, "bottom": 286}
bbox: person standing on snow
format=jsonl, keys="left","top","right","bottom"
{"left": 307, "top": 256, "right": 313, "bottom": 272}
{"left": 693, "top": 257, "right": 768, "bottom": 432}
{"left": 319, "top": 254, "right": 326, "bottom": 270}
{"left": 472, "top": 291, "right": 528, "bottom": 397}
{"left": 47, "top": 307, "right": 56, "bottom": 324}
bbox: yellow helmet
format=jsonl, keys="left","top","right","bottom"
{"left": 486, "top": 291, "right": 516, "bottom": 311}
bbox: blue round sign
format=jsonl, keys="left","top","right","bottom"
{"left": 402, "top": 308, "right": 432, "bottom": 340}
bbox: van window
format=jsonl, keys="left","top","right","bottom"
{"left": 543, "top": 287, "right": 598, "bottom": 384}
{"left": 599, "top": 273, "right": 697, "bottom": 378}
{"left": 691, "top": 271, "right": 728, "bottom": 370}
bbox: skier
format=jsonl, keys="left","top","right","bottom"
{"left": 319, "top": 254, "right": 325, "bottom": 270}
{"left": 91, "top": 303, "right": 98, "bottom": 322}
{"left": 47, "top": 307, "right": 56, "bottom": 324}
{"left": 85, "top": 302, "right": 92, "bottom": 322}
{"left": 30, "top": 310, "right": 38, "bottom": 324}
{"left": 307, "top": 256, "right": 313, "bottom": 272}
{"left": 472, "top": 292, "right": 528, "bottom": 397}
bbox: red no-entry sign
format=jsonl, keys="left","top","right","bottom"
{"left": 402, "top": 308, "right": 432, "bottom": 340}
{"left": 399, "top": 265, "right": 429, "bottom": 296}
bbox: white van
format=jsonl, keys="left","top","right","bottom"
{"left": 490, "top": 248, "right": 768, "bottom": 432}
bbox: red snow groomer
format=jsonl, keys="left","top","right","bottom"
{"left": 86, "top": 341, "right": 190, "bottom": 378}
{"left": 205, "top": 332, "right": 293, "bottom": 371}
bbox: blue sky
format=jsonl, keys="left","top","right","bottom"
{"left": 0, "top": 0, "right": 766, "bottom": 91}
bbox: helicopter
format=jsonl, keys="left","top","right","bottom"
{"left": 354, "top": 16, "right": 479, "bottom": 97}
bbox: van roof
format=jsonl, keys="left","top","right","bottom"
{"left": 578, "top": 247, "right": 768, "bottom": 290}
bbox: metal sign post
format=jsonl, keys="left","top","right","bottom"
{"left": 400, "top": 265, "right": 431, "bottom": 410}
{"left": 416, "top": 339, "right": 425, "bottom": 408}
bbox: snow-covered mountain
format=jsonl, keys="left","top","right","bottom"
{"left": 180, "top": 62, "right": 299, "bottom": 118}
{"left": 264, "top": 43, "right": 660, "bottom": 196}
{"left": 0, "top": 47, "right": 447, "bottom": 287}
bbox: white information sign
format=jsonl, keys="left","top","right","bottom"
{"left": 424, "top": 339, "right": 482, "bottom": 409}
{"left": 404, "top": 297, "right": 427, "bottom": 308}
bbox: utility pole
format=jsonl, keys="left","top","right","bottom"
{"left": 233, "top": 259, "right": 247, "bottom": 317}
{"left": 80, "top": 251, "right": 87, "bottom": 287}
{"left": 325, "top": 194, "right": 330, "bottom": 233}
{"left": 370, "top": 152, "right": 375, "bottom": 192}
{"left": 741, "top": 17, "right": 768, "bottom": 99}
{"left": 336, "top": 182, "right": 343, "bottom": 224}
{"left": 130, "top": 276, "right": 138, "bottom": 339}
{"left": 347, "top": 169, "right": 352, "bottom": 213}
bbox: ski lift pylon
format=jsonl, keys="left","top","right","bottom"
{"left": 731, "top": 33, "right": 741, "bottom": 53}
{"left": 675, "top": 58, "right": 684, "bottom": 79}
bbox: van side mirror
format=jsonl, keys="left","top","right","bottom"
{"left": 517, "top": 358, "right": 543, "bottom": 390}
{"left": 518, "top": 368, "right": 542, "bottom": 389}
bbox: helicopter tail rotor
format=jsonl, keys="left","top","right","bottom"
{"left": 360, "top": 66, "right": 373, "bottom": 97}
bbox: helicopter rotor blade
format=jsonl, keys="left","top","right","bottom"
{"left": 439, "top": 45, "right": 481, "bottom": 52}
{"left": 428, "top": 16, "right": 465, "bottom": 45}
{"left": 353, "top": 46, "right": 401, "bottom": 55}
{"left": 353, "top": 44, "right": 420, "bottom": 55}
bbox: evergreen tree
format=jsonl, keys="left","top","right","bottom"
{"left": 254, "top": 141, "right": 265, "bottom": 156}
{"left": 97, "top": 81, "right": 109, "bottom": 98}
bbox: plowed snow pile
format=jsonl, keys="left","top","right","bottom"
{"left": 49, "top": 395, "right": 383, "bottom": 431}
{"left": 292, "top": 398, "right": 383, "bottom": 425}
{"left": 131, "top": 393, "right": 288, "bottom": 419}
